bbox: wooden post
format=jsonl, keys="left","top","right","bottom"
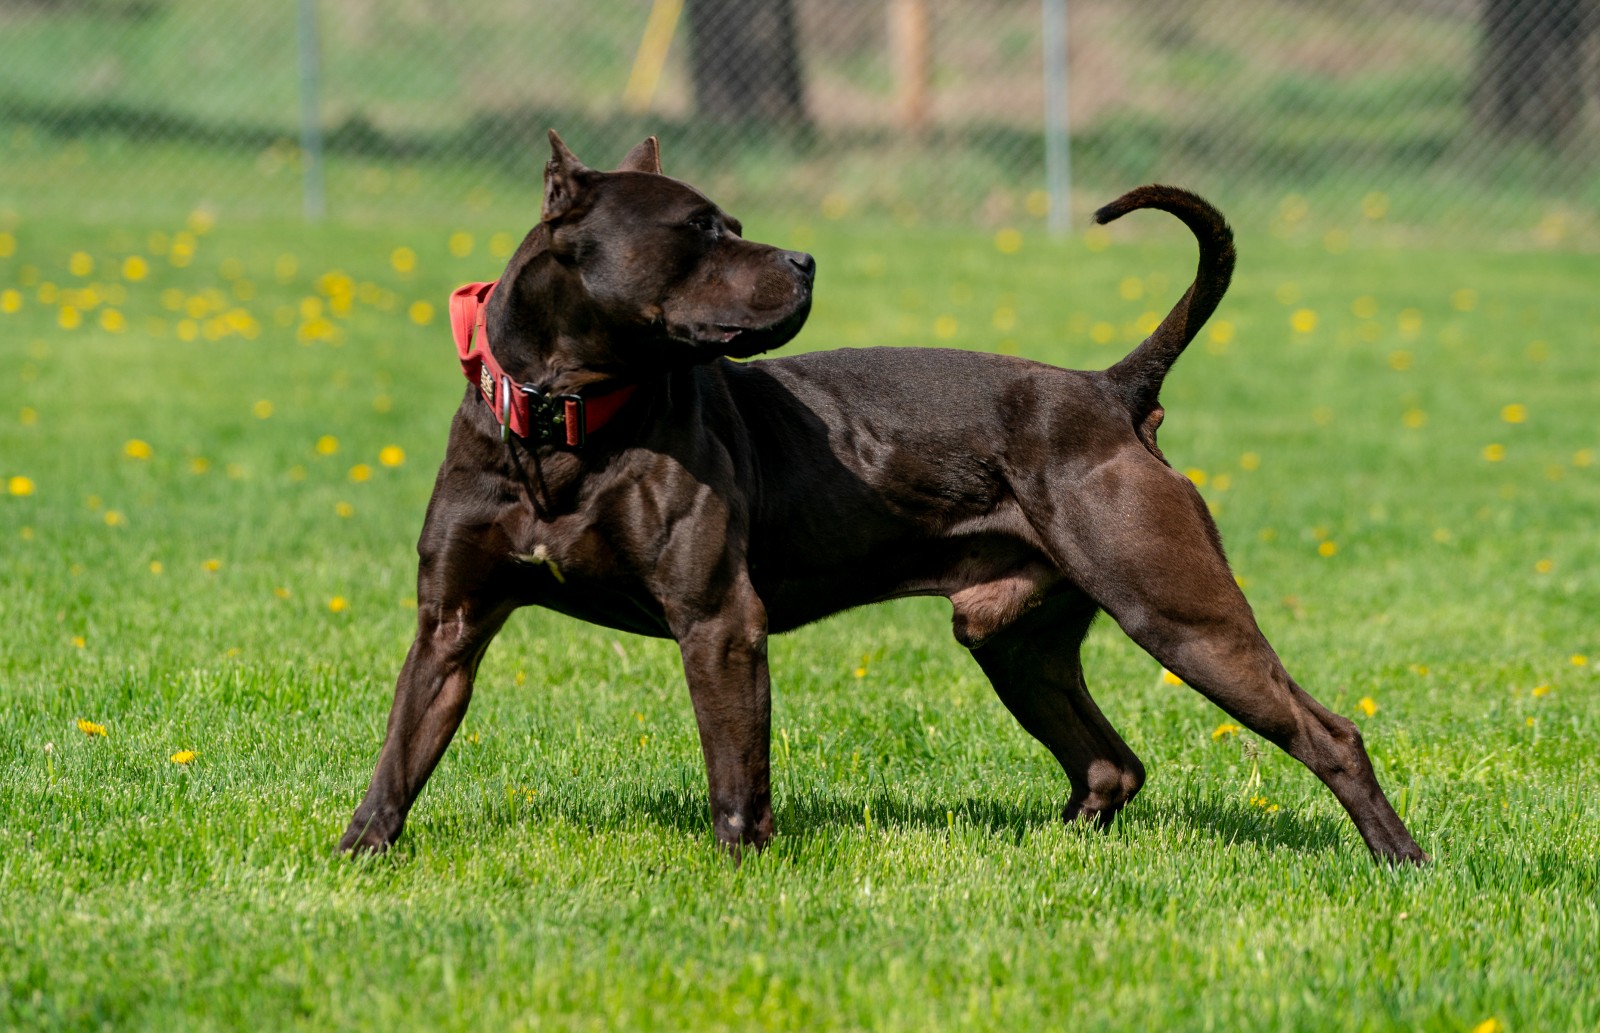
{"left": 889, "top": 0, "right": 931, "bottom": 133}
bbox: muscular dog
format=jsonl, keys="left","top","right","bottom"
{"left": 339, "top": 131, "right": 1427, "bottom": 865}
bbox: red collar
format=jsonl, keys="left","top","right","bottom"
{"left": 449, "top": 280, "right": 637, "bottom": 448}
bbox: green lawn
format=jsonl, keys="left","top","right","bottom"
{"left": 2, "top": 189, "right": 1597, "bottom": 1030}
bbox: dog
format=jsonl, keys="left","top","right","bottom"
{"left": 338, "top": 131, "right": 1427, "bottom": 865}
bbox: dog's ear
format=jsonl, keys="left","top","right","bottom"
{"left": 542, "top": 129, "right": 596, "bottom": 224}
{"left": 614, "top": 136, "right": 662, "bottom": 175}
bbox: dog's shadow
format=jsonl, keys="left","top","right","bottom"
{"left": 495, "top": 782, "right": 1354, "bottom": 858}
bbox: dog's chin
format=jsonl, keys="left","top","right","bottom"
{"left": 677, "top": 300, "right": 812, "bottom": 362}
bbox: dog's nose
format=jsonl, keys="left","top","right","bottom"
{"left": 785, "top": 250, "right": 816, "bottom": 281}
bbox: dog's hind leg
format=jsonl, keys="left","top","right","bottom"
{"left": 968, "top": 590, "right": 1146, "bottom": 828}
{"left": 1054, "top": 452, "right": 1427, "bottom": 864}
{"left": 339, "top": 563, "right": 515, "bottom": 855}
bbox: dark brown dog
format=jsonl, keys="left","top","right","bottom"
{"left": 339, "top": 132, "right": 1426, "bottom": 865}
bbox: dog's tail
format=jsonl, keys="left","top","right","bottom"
{"left": 1094, "top": 185, "right": 1235, "bottom": 435}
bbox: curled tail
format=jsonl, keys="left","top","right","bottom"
{"left": 1095, "top": 185, "right": 1236, "bottom": 438}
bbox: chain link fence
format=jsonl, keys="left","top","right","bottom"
{"left": 2, "top": 0, "right": 1597, "bottom": 245}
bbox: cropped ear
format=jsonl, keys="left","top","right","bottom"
{"left": 614, "top": 136, "right": 662, "bottom": 174}
{"left": 542, "top": 129, "right": 595, "bottom": 224}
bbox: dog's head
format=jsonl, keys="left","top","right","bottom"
{"left": 527, "top": 130, "right": 814, "bottom": 366}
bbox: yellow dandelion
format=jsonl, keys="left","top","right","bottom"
{"left": 1089, "top": 321, "right": 1116, "bottom": 344}
{"left": 1118, "top": 276, "right": 1143, "bottom": 300}
{"left": 71, "top": 636, "right": 86, "bottom": 649}
{"left": 201, "top": 558, "right": 222, "bottom": 572}
{"left": 1535, "top": 559, "right": 1553, "bottom": 574}
{"left": 1211, "top": 722, "right": 1240, "bottom": 740}
{"left": 1351, "top": 295, "right": 1379, "bottom": 319}
{"left": 1500, "top": 403, "right": 1526, "bottom": 424}
{"left": 447, "top": 231, "right": 474, "bottom": 257}
{"left": 58, "top": 306, "right": 82, "bottom": 330}
{"left": 1472, "top": 1017, "right": 1504, "bottom": 1033}
{"left": 68, "top": 251, "right": 94, "bottom": 277}
{"left": 1357, "top": 697, "right": 1378, "bottom": 717}
{"left": 77, "top": 718, "right": 106, "bottom": 737}
{"left": 273, "top": 586, "right": 291, "bottom": 599}
{"left": 1532, "top": 684, "right": 1551, "bottom": 698}
{"left": 103, "top": 510, "right": 124, "bottom": 527}
{"left": 1482, "top": 443, "right": 1506, "bottom": 462}
{"left": 170, "top": 750, "right": 196, "bottom": 765}
{"left": 348, "top": 463, "right": 372, "bottom": 482}
{"left": 1387, "top": 350, "right": 1413, "bottom": 372}
{"left": 1573, "top": 449, "right": 1593, "bottom": 468}
{"left": 328, "top": 596, "right": 348, "bottom": 613}
{"left": 1, "top": 288, "right": 21, "bottom": 313}
{"left": 122, "top": 255, "right": 149, "bottom": 281}
{"left": 1239, "top": 452, "right": 1261, "bottom": 472}
{"left": 1318, "top": 541, "right": 1338, "bottom": 557}
{"left": 378, "top": 445, "right": 405, "bottom": 467}
{"left": 187, "top": 456, "right": 210, "bottom": 475}
{"left": 1162, "top": 670, "right": 1184, "bottom": 687}
{"left": 933, "top": 314, "right": 958, "bottom": 340}
{"left": 408, "top": 300, "right": 434, "bottom": 326}
{"left": 123, "top": 439, "right": 152, "bottom": 460}
{"left": 1451, "top": 288, "right": 1478, "bottom": 312}
{"left": 335, "top": 501, "right": 354, "bottom": 518}
{"left": 315, "top": 435, "right": 339, "bottom": 455}
{"left": 149, "top": 561, "right": 164, "bottom": 574}
{"left": 1208, "top": 319, "right": 1234, "bottom": 344}
{"left": 489, "top": 232, "right": 516, "bottom": 258}
{"left": 1403, "top": 408, "right": 1427, "bottom": 429}
{"left": 252, "top": 400, "right": 274, "bottom": 419}
{"left": 1185, "top": 468, "right": 1208, "bottom": 488}
{"left": 994, "top": 228, "right": 1023, "bottom": 254}
{"left": 7, "top": 475, "right": 34, "bottom": 496}
{"left": 1573, "top": 654, "right": 1589, "bottom": 666}
{"left": 390, "top": 246, "right": 417, "bottom": 274}
{"left": 1290, "top": 308, "right": 1317, "bottom": 334}
{"left": 99, "top": 309, "right": 126, "bottom": 332}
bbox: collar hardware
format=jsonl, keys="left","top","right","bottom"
{"left": 450, "top": 280, "right": 635, "bottom": 450}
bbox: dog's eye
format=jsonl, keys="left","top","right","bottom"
{"left": 686, "top": 213, "right": 717, "bottom": 235}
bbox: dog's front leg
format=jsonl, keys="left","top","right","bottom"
{"left": 339, "top": 596, "right": 512, "bottom": 854}
{"left": 671, "top": 588, "right": 774, "bottom": 855}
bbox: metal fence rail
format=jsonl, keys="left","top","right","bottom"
{"left": 1, "top": 0, "right": 1596, "bottom": 245}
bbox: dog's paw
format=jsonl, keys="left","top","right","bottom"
{"left": 337, "top": 809, "right": 401, "bottom": 856}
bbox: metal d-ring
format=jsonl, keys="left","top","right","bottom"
{"left": 499, "top": 375, "right": 513, "bottom": 441}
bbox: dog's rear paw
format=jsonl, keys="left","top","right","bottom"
{"left": 337, "top": 809, "right": 402, "bottom": 856}
{"left": 1379, "top": 843, "right": 1431, "bottom": 867}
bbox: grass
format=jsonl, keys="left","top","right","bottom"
{"left": 2, "top": 179, "right": 1599, "bottom": 1031}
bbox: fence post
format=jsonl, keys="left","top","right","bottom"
{"left": 1042, "top": 0, "right": 1070, "bottom": 235}
{"left": 297, "top": 0, "right": 327, "bottom": 221}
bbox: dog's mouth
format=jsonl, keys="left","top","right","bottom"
{"left": 671, "top": 297, "right": 812, "bottom": 360}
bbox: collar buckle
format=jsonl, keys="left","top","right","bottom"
{"left": 519, "top": 385, "right": 585, "bottom": 449}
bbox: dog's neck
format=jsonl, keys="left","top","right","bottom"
{"left": 481, "top": 254, "right": 635, "bottom": 398}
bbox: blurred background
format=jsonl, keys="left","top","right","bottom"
{"left": 2, "top": 0, "right": 1598, "bottom": 246}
